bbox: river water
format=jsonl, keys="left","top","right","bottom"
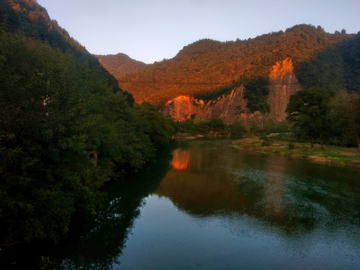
{"left": 107, "top": 139, "right": 360, "bottom": 270}
{"left": 14, "top": 138, "right": 357, "bottom": 269}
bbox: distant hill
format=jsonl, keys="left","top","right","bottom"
{"left": 95, "top": 53, "right": 147, "bottom": 78}
{"left": 113, "top": 25, "right": 359, "bottom": 106}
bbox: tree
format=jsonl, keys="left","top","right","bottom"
{"left": 208, "top": 118, "right": 227, "bottom": 133}
{"left": 244, "top": 77, "right": 271, "bottom": 114}
{"left": 134, "top": 102, "right": 175, "bottom": 147}
{"left": 328, "top": 90, "right": 360, "bottom": 149}
{"left": 286, "top": 88, "right": 335, "bottom": 148}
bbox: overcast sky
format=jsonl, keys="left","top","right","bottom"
{"left": 36, "top": 0, "right": 360, "bottom": 64}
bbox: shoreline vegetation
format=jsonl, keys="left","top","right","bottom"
{"left": 231, "top": 136, "right": 360, "bottom": 168}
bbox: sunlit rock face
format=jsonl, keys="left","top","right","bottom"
{"left": 267, "top": 58, "right": 301, "bottom": 121}
{"left": 162, "top": 58, "right": 301, "bottom": 124}
{"left": 161, "top": 87, "right": 252, "bottom": 124}
{"left": 162, "top": 96, "right": 199, "bottom": 121}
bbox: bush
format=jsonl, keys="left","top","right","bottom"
{"left": 229, "top": 121, "right": 246, "bottom": 137}
{"left": 177, "top": 120, "right": 197, "bottom": 135}
{"left": 264, "top": 120, "right": 291, "bottom": 134}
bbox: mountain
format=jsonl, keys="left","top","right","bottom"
{"left": 113, "top": 25, "right": 358, "bottom": 109}
{"left": 100, "top": 25, "right": 359, "bottom": 123}
{"left": 95, "top": 53, "right": 147, "bottom": 78}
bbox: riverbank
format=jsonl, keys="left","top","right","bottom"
{"left": 232, "top": 137, "right": 360, "bottom": 168}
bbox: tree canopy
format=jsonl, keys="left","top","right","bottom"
{"left": 286, "top": 87, "right": 335, "bottom": 147}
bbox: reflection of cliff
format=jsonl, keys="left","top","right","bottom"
{"left": 171, "top": 149, "right": 190, "bottom": 170}
{"left": 156, "top": 169, "right": 244, "bottom": 216}
{"left": 264, "top": 156, "right": 286, "bottom": 218}
{"left": 156, "top": 142, "right": 318, "bottom": 233}
{"left": 162, "top": 58, "right": 301, "bottom": 124}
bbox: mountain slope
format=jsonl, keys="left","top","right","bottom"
{"left": 116, "top": 25, "right": 357, "bottom": 105}
{"left": 0, "top": 0, "right": 126, "bottom": 96}
{"left": 95, "top": 53, "right": 147, "bottom": 78}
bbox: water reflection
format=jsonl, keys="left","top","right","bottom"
{"left": 8, "top": 139, "right": 358, "bottom": 269}
{"left": 115, "top": 139, "right": 360, "bottom": 269}
{"left": 157, "top": 139, "right": 360, "bottom": 235}
{"left": 171, "top": 149, "right": 190, "bottom": 170}
{"left": 0, "top": 147, "right": 174, "bottom": 269}
{"left": 56, "top": 147, "right": 173, "bottom": 269}
{"left": 264, "top": 156, "right": 285, "bottom": 218}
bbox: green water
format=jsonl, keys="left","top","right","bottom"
{"left": 12, "top": 138, "right": 359, "bottom": 269}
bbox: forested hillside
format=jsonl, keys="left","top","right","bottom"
{"left": 0, "top": 0, "right": 134, "bottom": 100}
{"left": 0, "top": 0, "right": 175, "bottom": 249}
{"left": 95, "top": 53, "right": 147, "bottom": 78}
{"left": 116, "top": 25, "right": 359, "bottom": 107}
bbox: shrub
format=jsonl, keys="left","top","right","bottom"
{"left": 229, "top": 121, "right": 246, "bottom": 137}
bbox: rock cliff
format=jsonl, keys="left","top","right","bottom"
{"left": 162, "top": 58, "right": 301, "bottom": 124}
{"left": 267, "top": 58, "right": 301, "bottom": 121}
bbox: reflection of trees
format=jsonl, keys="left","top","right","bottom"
{"left": 55, "top": 148, "right": 173, "bottom": 269}
{"left": 0, "top": 147, "right": 173, "bottom": 269}
{"left": 157, "top": 140, "right": 360, "bottom": 236}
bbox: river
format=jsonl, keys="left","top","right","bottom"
{"left": 9, "top": 138, "right": 360, "bottom": 269}
{"left": 110, "top": 139, "right": 360, "bottom": 270}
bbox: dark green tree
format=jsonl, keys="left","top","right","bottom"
{"left": 0, "top": 32, "right": 168, "bottom": 246}
{"left": 243, "top": 77, "right": 271, "bottom": 114}
{"left": 328, "top": 90, "right": 360, "bottom": 148}
{"left": 286, "top": 88, "right": 335, "bottom": 148}
{"left": 229, "top": 121, "right": 246, "bottom": 137}
{"left": 134, "top": 102, "right": 175, "bottom": 147}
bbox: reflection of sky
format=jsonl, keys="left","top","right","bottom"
{"left": 37, "top": 0, "right": 360, "bottom": 63}
{"left": 115, "top": 195, "right": 360, "bottom": 270}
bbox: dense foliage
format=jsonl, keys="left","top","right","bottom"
{"left": 286, "top": 88, "right": 335, "bottom": 147}
{"left": 0, "top": 31, "right": 175, "bottom": 246}
{"left": 286, "top": 88, "right": 360, "bottom": 148}
{"left": 0, "top": 0, "right": 175, "bottom": 248}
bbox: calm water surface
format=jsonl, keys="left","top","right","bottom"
{"left": 113, "top": 139, "right": 360, "bottom": 270}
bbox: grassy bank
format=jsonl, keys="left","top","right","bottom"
{"left": 232, "top": 137, "right": 360, "bottom": 168}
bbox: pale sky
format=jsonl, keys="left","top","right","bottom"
{"left": 36, "top": 0, "right": 360, "bottom": 64}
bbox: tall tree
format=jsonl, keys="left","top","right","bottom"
{"left": 328, "top": 90, "right": 360, "bottom": 149}
{"left": 286, "top": 88, "right": 335, "bottom": 148}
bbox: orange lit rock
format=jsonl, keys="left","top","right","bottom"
{"left": 162, "top": 58, "right": 301, "bottom": 124}
{"left": 267, "top": 58, "right": 301, "bottom": 121}
{"left": 269, "top": 57, "right": 294, "bottom": 80}
{"left": 163, "top": 96, "right": 195, "bottom": 121}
